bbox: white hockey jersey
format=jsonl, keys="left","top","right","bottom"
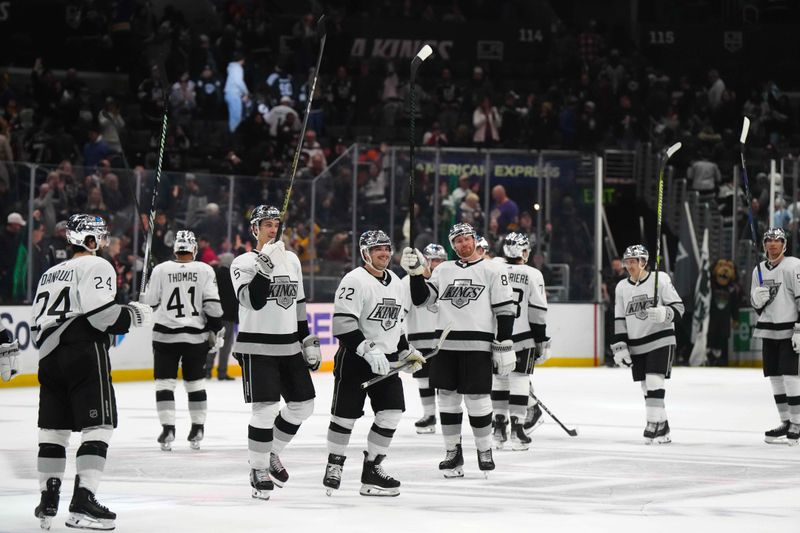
{"left": 32, "top": 255, "right": 124, "bottom": 360}
{"left": 614, "top": 270, "right": 684, "bottom": 355}
{"left": 423, "top": 258, "right": 515, "bottom": 352}
{"left": 504, "top": 262, "right": 548, "bottom": 353}
{"left": 143, "top": 260, "right": 222, "bottom": 344}
{"left": 231, "top": 250, "right": 306, "bottom": 356}
{"left": 402, "top": 275, "right": 438, "bottom": 351}
{"left": 333, "top": 267, "right": 406, "bottom": 355}
{"left": 750, "top": 256, "right": 800, "bottom": 340}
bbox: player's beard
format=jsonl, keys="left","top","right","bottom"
{"left": 456, "top": 243, "right": 475, "bottom": 260}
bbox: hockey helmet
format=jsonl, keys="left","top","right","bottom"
{"left": 762, "top": 227, "right": 787, "bottom": 256}
{"left": 622, "top": 244, "right": 649, "bottom": 266}
{"left": 250, "top": 204, "right": 281, "bottom": 238}
{"left": 476, "top": 235, "right": 490, "bottom": 252}
{"left": 503, "top": 232, "right": 531, "bottom": 259}
{"left": 423, "top": 243, "right": 447, "bottom": 262}
{"left": 173, "top": 230, "right": 198, "bottom": 258}
{"left": 448, "top": 223, "right": 476, "bottom": 250}
{"left": 66, "top": 214, "right": 109, "bottom": 253}
{"left": 359, "top": 230, "right": 392, "bottom": 265}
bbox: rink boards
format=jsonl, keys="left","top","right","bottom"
{"left": 2, "top": 303, "right": 764, "bottom": 387}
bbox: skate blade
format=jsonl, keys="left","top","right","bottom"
{"left": 159, "top": 442, "right": 173, "bottom": 451}
{"left": 511, "top": 442, "right": 530, "bottom": 451}
{"left": 523, "top": 418, "right": 544, "bottom": 436}
{"left": 786, "top": 439, "right": 799, "bottom": 447}
{"left": 251, "top": 488, "right": 272, "bottom": 500}
{"left": 189, "top": 441, "right": 201, "bottom": 451}
{"left": 441, "top": 467, "right": 464, "bottom": 478}
{"left": 39, "top": 516, "right": 53, "bottom": 530}
{"left": 325, "top": 488, "right": 335, "bottom": 497}
{"left": 764, "top": 436, "right": 788, "bottom": 444}
{"left": 482, "top": 471, "right": 491, "bottom": 479}
{"left": 643, "top": 438, "right": 654, "bottom": 445}
{"left": 493, "top": 440, "right": 505, "bottom": 450}
{"left": 655, "top": 435, "right": 672, "bottom": 445}
{"left": 415, "top": 426, "right": 436, "bottom": 434}
{"left": 359, "top": 484, "right": 399, "bottom": 497}
{"left": 65, "top": 512, "right": 115, "bottom": 531}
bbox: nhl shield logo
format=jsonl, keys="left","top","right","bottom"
{"left": 724, "top": 31, "right": 742, "bottom": 53}
{"left": 368, "top": 298, "right": 401, "bottom": 331}
{"left": 625, "top": 294, "right": 653, "bottom": 320}
{"left": 267, "top": 275, "right": 299, "bottom": 309}
{"left": 440, "top": 279, "right": 485, "bottom": 309}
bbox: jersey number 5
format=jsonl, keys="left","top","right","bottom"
{"left": 166, "top": 286, "right": 200, "bottom": 318}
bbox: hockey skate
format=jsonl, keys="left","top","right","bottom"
{"left": 65, "top": 476, "right": 116, "bottom": 531}
{"left": 765, "top": 420, "right": 790, "bottom": 444}
{"left": 439, "top": 443, "right": 464, "bottom": 478}
{"left": 323, "top": 453, "right": 346, "bottom": 496}
{"left": 250, "top": 468, "right": 274, "bottom": 500}
{"left": 492, "top": 415, "right": 508, "bottom": 450}
{"left": 523, "top": 403, "right": 544, "bottom": 435}
{"left": 157, "top": 425, "right": 175, "bottom": 451}
{"left": 787, "top": 423, "right": 800, "bottom": 446}
{"left": 654, "top": 420, "right": 671, "bottom": 444}
{"left": 477, "top": 448, "right": 495, "bottom": 478}
{"left": 34, "top": 477, "right": 61, "bottom": 530}
{"left": 510, "top": 416, "right": 532, "bottom": 451}
{"left": 414, "top": 415, "right": 436, "bottom": 434}
{"left": 359, "top": 451, "right": 400, "bottom": 497}
{"left": 187, "top": 424, "right": 204, "bottom": 450}
{"left": 269, "top": 453, "right": 289, "bottom": 488}
{"left": 643, "top": 421, "right": 658, "bottom": 445}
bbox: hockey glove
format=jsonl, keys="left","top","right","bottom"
{"left": 751, "top": 286, "right": 771, "bottom": 309}
{"left": 255, "top": 241, "right": 285, "bottom": 277}
{"left": 534, "top": 339, "right": 552, "bottom": 365}
{"left": 356, "top": 339, "right": 390, "bottom": 376}
{"left": 126, "top": 302, "right": 154, "bottom": 328}
{"left": 400, "top": 247, "right": 426, "bottom": 276}
{"left": 208, "top": 326, "right": 226, "bottom": 352}
{"left": 793, "top": 324, "right": 800, "bottom": 355}
{"left": 302, "top": 334, "right": 322, "bottom": 371}
{"left": 0, "top": 339, "right": 20, "bottom": 382}
{"left": 394, "top": 345, "right": 425, "bottom": 373}
{"left": 492, "top": 339, "right": 515, "bottom": 376}
{"left": 611, "top": 342, "right": 632, "bottom": 367}
{"left": 645, "top": 305, "right": 674, "bottom": 324}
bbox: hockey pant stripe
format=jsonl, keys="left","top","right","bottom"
{"left": 186, "top": 379, "right": 207, "bottom": 425}
{"left": 248, "top": 402, "right": 280, "bottom": 469}
{"left": 769, "top": 376, "right": 790, "bottom": 421}
{"left": 416, "top": 377, "right": 436, "bottom": 416}
{"left": 785, "top": 375, "right": 800, "bottom": 424}
{"left": 76, "top": 426, "right": 112, "bottom": 494}
{"left": 642, "top": 374, "right": 667, "bottom": 423}
{"left": 438, "top": 390, "right": 464, "bottom": 450}
{"left": 327, "top": 416, "right": 355, "bottom": 456}
{"left": 272, "top": 399, "right": 314, "bottom": 455}
{"left": 367, "top": 410, "right": 402, "bottom": 460}
{"left": 465, "top": 394, "right": 493, "bottom": 451}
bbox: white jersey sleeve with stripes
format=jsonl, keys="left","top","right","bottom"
{"left": 751, "top": 256, "right": 800, "bottom": 340}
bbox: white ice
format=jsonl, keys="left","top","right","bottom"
{"left": 2, "top": 367, "right": 799, "bottom": 533}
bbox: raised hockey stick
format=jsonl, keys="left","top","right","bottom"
{"left": 276, "top": 15, "right": 327, "bottom": 241}
{"left": 653, "top": 141, "right": 682, "bottom": 304}
{"left": 739, "top": 117, "right": 763, "bottom": 285}
{"left": 408, "top": 44, "right": 433, "bottom": 248}
{"left": 361, "top": 321, "right": 452, "bottom": 389}
{"left": 529, "top": 388, "right": 578, "bottom": 437}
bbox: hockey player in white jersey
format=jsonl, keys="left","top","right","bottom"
{"left": 230, "top": 205, "right": 320, "bottom": 500}
{"left": 324, "top": 230, "right": 424, "bottom": 497}
{"left": 402, "top": 243, "right": 447, "bottom": 434}
{"left": 612, "top": 244, "right": 684, "bottom": 444}
{"left": 31, "top": 214, "right": 153, "bottom": 530}
{"left": 0, "top": 321, "right": 20, "bottom": 382}
{"left": 142, "top": 230, "right": 224, "bottom": 451}
{"left": 404, "top": 222, "right": 515, "bottom": 477}
{"left": 750, "top": 228, "right": 800, "bottom": 445}
{"left": 490, "top": 233, "right": 550, "bottom": 451}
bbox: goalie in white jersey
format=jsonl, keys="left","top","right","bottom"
{"left": 491, "top": 232, "right": 550, "bottom": 451}
{"left": 142, "top": 230, "right": 224, "bottom": 451}
{"left": 612, "top": 244, "right": 684, "bottom": 445}
{"left": 31, "top": 214, "right": 153, "bottom": 530}
{"left": 402, "top": 243, "right": 447, "bottom": 434}
{"left": 404, "top": 222, "right": 515, "bottom": 478}
{"left": 750, "top": 228, "right": 800, "bottom": 445}
{"left": 324, "top": 230, "right": 424, "bottom": 497}
{"left": 230, "top": 205, "right": 321, "bottom": 500}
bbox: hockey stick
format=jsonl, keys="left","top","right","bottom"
{"left": 653, "top": 141, "right": 682, "bottom": 304}
{"left": 739, "top": 117, "right": 763, "bottom": 285}
{"left": 275, "top": 15, "right": 327, "bottom": 241}
{"left": 361, "top": 321, "right": 452, "bottom": 389}
{"left": 408, "top": 44, "right": 433, "bottom": 248}
{"left": 529, "top": 388, "right": 578, "bottom": 437}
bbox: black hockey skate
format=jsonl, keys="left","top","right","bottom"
{"left": 359, "top": 451, "right": 400, "bottom": 497}
{"left": 157, "top": 425, "right": 175, "bottom": 451}
{"left": 250, "top": 468, "right": 274, "bottom": 500}
{"left": 787, "top": 423, "right": 800, "bottom": 446}
{"left": 187, "top": 424, "right": 204, "bottom": 450}
{"left": 269, "top": 453, "right": 289, "bottom": 488}
{"left": 654, "top": 420, "right": 671, "bottom": 444}
{"left": 477, "top": 448, "right": 495, "bottom": 478}
{"left": 323, "top": 453, "right": 346, "bottom": 496}
{"left": 510, "top": 416, "right": 532, "bottom": 451}
{"left": 643, "top": 421, "right": 658, "bottom": 445}
{"left": 492, "top": 414, "right": 508, "bottom": 450}
{"left": 765, "top": 420, "right": 790, "bottom": 444}
{"left": 523, "top": 403, "right": 544, "bottom": 435}
{"left": 439, "top": 443, "right": 464, "bottom": 478}
{"left": 414, "top": 415, "right": 436, "bottom": 434}
{"left": 34, "top": 477, "right": 61, "bottom": 530}
{"left": 66, "top": 476, "right": 116, "bottom": 531}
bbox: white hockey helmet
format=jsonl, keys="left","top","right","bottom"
{"left": 503, "top": 232, "right": 531, "bottom": 259}
{"left": 448, "top": 223, "right": 476, "bottom": 249}
{"left": 66, "top": 214, "right": 109, "bottom": 253}
{"left": 359, "top": 230, "right": 392, "bottom": 267}
{"left": 762, "top": 227, "right": 787, "bottom": 256}
{"left": 476, "top": 235, "right": 490, "bottom": 252}
{"left": 250, "top": 204, "right": 281, "bottom": 238}
{"left": 622, "top": 244, "right": 649, "bottom": 266}
{"left": 173, "top": 230, "right": 198, "bottom": 258}
{"left": 423, "top": 243, "right": 447, "bottom": 262}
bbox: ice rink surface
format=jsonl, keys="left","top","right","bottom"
{"left": 1, "top": 367, "right": 799, "bottom": 533}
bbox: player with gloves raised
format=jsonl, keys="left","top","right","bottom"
{"left": 230, "top": 205, "right": 320, "bottom": 500}
{"left": 141, "top": 230, "right": 224, "bottom": 451}
{"left": 31, "top": 214, "right": 153, "bottom": 530}
{"left": 404, "top": 222, "right": 515, "bottom": 478}
{"left": 325, "top": 230, "right": 423, "bottom": 497}
{"left": 612, "top": 244, "right": 684, "bottom": 445}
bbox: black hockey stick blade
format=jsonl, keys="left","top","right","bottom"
{"left": 530, "top": 391, "right": 578, "bottom": 437}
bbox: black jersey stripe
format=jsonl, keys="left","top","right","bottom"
{"left": 626, "top": 329, "right": 675, "bottom": 346}
{"left": 153, "top": 324, "right": 208, "bottom": 334}
{"left": 755, "top": 321, "right": 795, "bottom": 331}
{"left": 237, "top": 332, "right": 300, "bottom": 344}
{"left": 492, "top": 299, "right": 514, "bottom": 309}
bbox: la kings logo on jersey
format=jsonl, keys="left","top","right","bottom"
{"left": 440, "top": 279, "right": 485, "bottom": 309}
{"left": 765, "top": 279, "right": 781, "bottom": 305}
{"left": 367, "top": 298, "right": 402, "bottom": 331}
{"left": 267, "top": 275, "right": 298, "bottom": 309}
{"left": 625, "top": 294, "right": 653, "bottom": 320}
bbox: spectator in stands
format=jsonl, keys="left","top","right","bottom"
{"left": 490, "top": 184, "right": 519, "bottom": 232}
{"left": 266, "top": 63, "right": 296, "bottom": 107}
{"left": 44, "top": 220, "right": 69, "bottom": 267}
{"left": 435, "top": 67, "right": 461, "bottom": 139}
{"left": 207, "top": 252, "right": 237, "bottom": 380}
{"left": 98, "top": 97, "right": 126, "bottom": 153}
{"left": 447, "top": 174, "right": 471, "bottom": 211}
{"left": 138, "top": 65, "right": 167, "bottom": 128}
{"left": 193, "top": 202, "right": 226, "bottom": 250}
{"left": 224, "top": 51, "right": 249, "bottom": 133}
{"left": 422, "top": 121, "right": 448, "bottom": 146}
{"left": 0, "top": 117, "right": 14, "bottom": 191}
{"left": 380, "top": 62, "right": 402, "bottom": 127}
{"left": 83, "top": 125, "right": 111, "bottom": 169}
{"left": 197, "top": 234, "right": 219, "bottom": 266}
{"left": 195, "top": 65, "right": 223, "bottom": 119}
{"left": 101, "top": 173, "right": 126, "bottom": 215}
{"left": 463, "top": 66, "right": 493, "bottom": 114}
{"left": 0, "top": 212, "right": 25, "bottom": 302}
{"left": 473, "top": 96, "right": 501, "bottom": 147}
{"left": 151, "top": 210, "right": 175, "bottom": 264}
{"left": 532, "top": 252, "right": 554, "bottom": 286}
{"left": 500, "top": 91, "right": 525, "bottom": 147}
{"left": 354, "top": 61, "right": 380, "bottom": 124}
{"left": 105, "top": 237, "right": 131, "bottom": 304}
{"left": 302, "top": 129, "right": 327, "bottom": 169}
{"left": 169, "top": 71, "right": 197, "bottom": 126}
{"left": 84, "top": 186, "right": 110, "bottom": 222}
{"left": 707, "top": 69, "right": 726, "bottom": 111}
{"left": 33, "top": 178, "right": 61, "bottom": 235}
{"left": 183, "top": 174, "right": 208, "bottom": 228}
{"left": 459, "top": 191, "right": 484, "bottom": 228}
{"left": 327, "top": 65, "right": 356, "bottom": 129}
{"left": 688, "top": 152, "right": 722, "bottom": 197}
{"left": 264, "top": 96, "right": 300, "bottom": 137}
{"left": 190, "top": 34, "right": 218, "bottom": 77}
